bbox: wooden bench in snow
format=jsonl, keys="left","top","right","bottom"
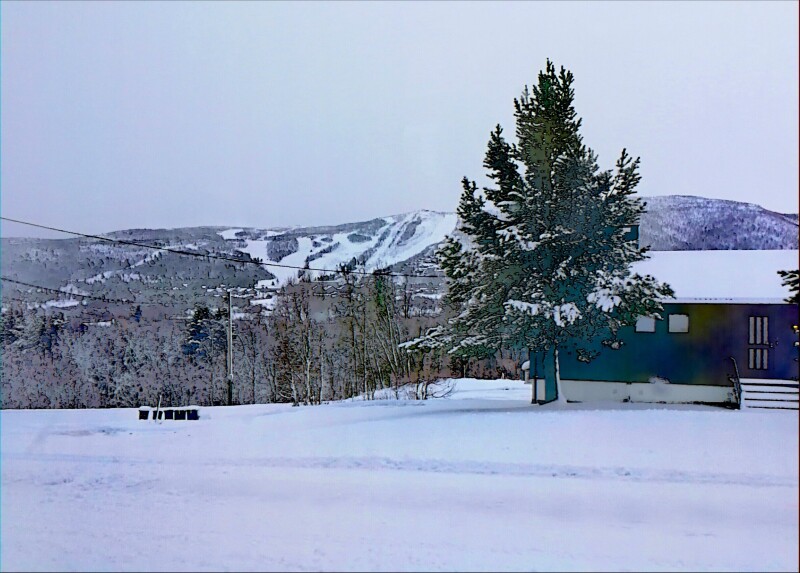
{"left": 138, "top": 406, "right": 200, "bottom": 420}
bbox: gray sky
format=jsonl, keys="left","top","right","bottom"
{"left": 2, "top": 1, "right": 798, "bottom": 238}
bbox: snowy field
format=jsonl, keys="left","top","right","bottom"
{"left": 2, "top": 379, "right": 797, "bottom": 572}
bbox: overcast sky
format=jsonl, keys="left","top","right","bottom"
{"left": 2, "top": 1, "right": 798, "bottom": 238}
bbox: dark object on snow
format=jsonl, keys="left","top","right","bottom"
{"left": 137, "top": 405, "right": 200, "bottom": 420}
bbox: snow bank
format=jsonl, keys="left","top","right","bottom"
{"left": 2, "top": 378, "right": 796, "bottom": 572}
{"left": 43, "top": 299, "right": 80, "bottom": 309}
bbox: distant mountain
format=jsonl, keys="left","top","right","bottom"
{"left": 639, "top": 195, "right": 798, "bottom": 251}
{"left": 216, "top": 210, "right": 457, "bottom": 287}
{"left": 208, "top": 196, "right": 797, "bottom": 288}
{"left": 1, "top": 195, "right": 796, "bottom": 315}
{"left": 0, "top": 211, "right": 456, "bottom": 315}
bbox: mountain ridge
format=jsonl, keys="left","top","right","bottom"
{"left": 1, "top": 195, "right": 796, "bottom": 314}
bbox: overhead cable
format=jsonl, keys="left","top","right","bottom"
{"left": 1, "top": 216, "right": 446, "bottom": 280}
{"left": 1, "top": 277, "right": 136, "bottom": 304}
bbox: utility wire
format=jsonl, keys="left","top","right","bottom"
{"left": 2, "top": 296, "right": 49, "bottom": 306}
{"left": 0, "top": 278, "right": 260, "bottom": 308}
{"left": 1, "top": 216, "right": 447, "bottom": 280}
{"left": 1, "top": 275, "right": 438, "bottom": 307}
{"left": 1, "top": 218, "right": 447, "bottom": 306}
{"left": 1, "top": 277, "right": 137, "bottom": 304}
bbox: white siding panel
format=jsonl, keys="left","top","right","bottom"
{"left": 560, "top": 380, "right": 735, "bottom": 404}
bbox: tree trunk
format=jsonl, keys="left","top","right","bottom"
{"left": 554, "top": 345, "right": 567, "bottom": 404}
{"left": 363, "top": 308, "right": 368, "bottom": 400}
{"left": 319, "top": 350, "right": 325, "bottom": 404}
{"left": 290, "top": 373, "right": 299, "bottom": 406}
{"left": 251, "top": 333, "right": 257, "bottom": 404}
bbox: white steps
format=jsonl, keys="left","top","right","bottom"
{"left": 739, "top": 379, "right": 799, "bottom": 410}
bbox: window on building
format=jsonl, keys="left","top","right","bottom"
{"left": 748, "top": 348, "right": 769, "bottom": 370}
{"left": 635, "top": 316, "right": 656, "bottom": 333}
{"left": 747, "top": 316, "right": 770, "bottom": 370}
{"left": 748, "top": 316, "right": 769, "bottom": 345}
{"left": 668, "top": 314, "right": 689, "bottom": 333}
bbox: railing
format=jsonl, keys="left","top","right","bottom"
{"left": 729, "top": 355, "right": 799, "bottom": 410}
{"left": 728, "top": 356, "right": 743, "bottom": 410}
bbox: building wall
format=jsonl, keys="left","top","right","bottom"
{"left": 557, "top": 303, "right": 799, "bottom": 386}
{"left": 560, "top": 379, "right": 736, "bottom": 404}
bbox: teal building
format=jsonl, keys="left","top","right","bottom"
{"left": 524, "top": 249, "right": 799, "bottom": 407}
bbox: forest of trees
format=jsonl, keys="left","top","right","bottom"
{"left": 0, "top": 270, "right": 525, "bottom": 409}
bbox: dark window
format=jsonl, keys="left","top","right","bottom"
{"left": 748, "top": 316, "right": 768, "bottom": 345}
{"left": 747, "top": 316, "right": 770, "bottom": 370}
{"left": 748, "top": 348, "right": 769, "bottom": 370}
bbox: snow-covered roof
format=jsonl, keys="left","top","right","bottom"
{"left": 634, "top": 249, "right": 798, "bottom": 304}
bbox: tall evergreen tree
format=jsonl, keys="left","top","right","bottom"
{"left": 777, "top": 269, "right": 799, "bottom": 304}
{"left": 183, "top": 304, "right": 227, "bottom": 359}
{"left": 407, "top": 60, "right": 673, "bottom": 402}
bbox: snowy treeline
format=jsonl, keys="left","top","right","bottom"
{"left": 639, "top": 195, "right": 799, "bottom": 251}
{"left": 248, "top": 273, "right": 520, "bottom": 403}
{"left": 0, "top": 272, "right": 524, "bottom": 409}
{"left": 1, "top": 308, "right": 213, "bottom": 409}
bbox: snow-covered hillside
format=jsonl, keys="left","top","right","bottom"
{"left": 2, "top": 378, "right": 797, "bottom": 572}
{"left": 214, "top": 196, "right": 798, "bottom": 288}
{"left": 1, "top": 195, "right": 796, "bottom": 312}
{"left": 639, "top": 195, "right": 799, "bottom": 251}
{"left": 212, "top": 196, "right": 798, "bottom": 288}
{"left": 219, "top": 210, "right": 457, "bottom": 285}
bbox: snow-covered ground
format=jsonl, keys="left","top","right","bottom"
{"left": 217, "top": 228, "right": 244, "bottom": 240}
{"left": 2, "top": 378, "right": 797, "bottom": 572}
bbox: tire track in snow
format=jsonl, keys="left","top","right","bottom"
{"left": 4, "top": 451, "right": 796, "bottom": 488}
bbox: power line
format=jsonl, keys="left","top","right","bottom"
{"left": 1, "top": 296, "right": 51, "bottom": 306}
{"left": 1, "top": 277, "right": 137, "bottom": 304}
{"left": 0, "top": 294, "right": 260, "bottom": 324}
{"left": 1, "top": 216, "right": 446, "bottom": 280}
{"left": 1, "top": 219, "right": 447, "bottom": 306}
{"left": 0, "top": 278, "right": 265, "bottom": 308}
{"left": 1, "top": 275, "right": 443, "bottom": 309}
